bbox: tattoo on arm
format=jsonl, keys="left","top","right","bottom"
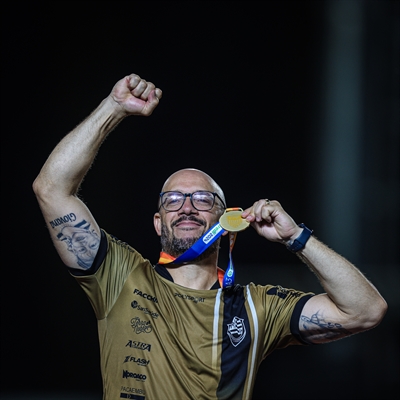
{"left": 54, "top": 218, "right": 100, "bottom": 269}
{"left": 300, "top": 311, "right": 352, "bottom": 340}
{"left": 50, "top": 213, "right": 77, "bottom": 229}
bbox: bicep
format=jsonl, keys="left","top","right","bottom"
{"left": 298, "top": 294, "right": 356, "bottom": 344}
{"left": 37, "top": 193, "right": 101, "bottom": 271}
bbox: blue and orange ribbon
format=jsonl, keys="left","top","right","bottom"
{"left": 157, "top": 221, "right": 238, "bottom": 289}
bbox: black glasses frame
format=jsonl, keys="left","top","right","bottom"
{"left": 158, "top": 191, "right": 226, "bottom": 211}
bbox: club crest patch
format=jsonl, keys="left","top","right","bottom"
{"left": 227, "top": 316, "right": 246, "bottom": 347}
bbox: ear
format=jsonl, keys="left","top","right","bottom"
{"left": 154, "top": 212, "right": 162, "bottom": 236}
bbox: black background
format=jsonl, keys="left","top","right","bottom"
{"left": 1, "top": 1, "right": 399, "bottom": 399}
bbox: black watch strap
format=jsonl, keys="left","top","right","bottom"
{"left": 287, "top": 223, "right": 313, "bottom": 253}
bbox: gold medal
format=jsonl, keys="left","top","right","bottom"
{"left": 219, "top": 208, "right": 250, "bottom": 232}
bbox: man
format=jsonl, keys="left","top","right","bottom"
{"left": 33, "top": 73, "right": 387, "bottom": 400}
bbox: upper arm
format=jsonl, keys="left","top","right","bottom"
{"left": 35, "top": 188, "right": 101, "bottom": 271}
{"left": 298, "top": 293, "right": 360, "bottom": 344}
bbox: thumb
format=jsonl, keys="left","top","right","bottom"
{"left": 154, "top": 88, "right": 163, "bottom": 99}
{"left": 142, "top": 89, "right": 162, "bottom": 116}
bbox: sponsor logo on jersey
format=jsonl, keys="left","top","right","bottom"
{"left": 120, "top": 385, "right": 146, "bottom": 396}
{"left": 266, "top": 285, "right": 302, "bottom": 299}
{"left": 131, "top": 300, "right": 159, "bottom": 318}
{"left": 125, "top": 340, "right": 152, "bottom": 352}
{"left": 130, "top": 317, "right": 153, "bottom": 334}
{"left": 122, "top": 370, "right": 147, "bottom": 382}
{"left": 133, "top": 288, "right": 158, "bottom": 303}
{"left": 120, "top": 393, "right": 145, "bottom": 400}
{"left": 174, "top": 293, "right": 205, "bottom": 303}
{"left": 227, "top": 316, "right": 246, "bottom": 347}
{"left": 123, "top": 356, "right": 150, "bottom": 367}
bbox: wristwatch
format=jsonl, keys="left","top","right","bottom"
{"left": 287, "top": 223, "right": 313, "bottom": 253}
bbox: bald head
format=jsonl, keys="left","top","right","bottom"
{"left": 160, "top": 168, "right": 226, "bottom": 208}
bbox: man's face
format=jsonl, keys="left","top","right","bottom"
{"left": 154, "top": 170, "right": 225, "bottom": 258}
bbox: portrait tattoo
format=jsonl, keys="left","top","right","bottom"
{"left": 56, "top": 219, "right": 100, "bottom": 269}
{"left": 300, "top": 311, "right": 352, "bottom": 340}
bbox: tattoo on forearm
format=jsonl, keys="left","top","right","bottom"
{"left": 49, "top": 213, "right": 77, "bottom": 228}
{"left": 56, "top": 219, "right": 100, "bottom": 269}
{"left": 300, "top": 311, "right": 352, "bottom": 340}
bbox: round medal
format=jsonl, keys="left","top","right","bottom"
{"left": 219, "top": 208, "right": 250, "bottom": 232}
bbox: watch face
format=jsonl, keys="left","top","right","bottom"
{"left": 288, "top": 224, "right": 312, "bottom": 252}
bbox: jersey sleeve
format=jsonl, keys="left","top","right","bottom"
{"left": 249, "top": 283, "right": 315, "bottom": 358}
{"left": 70, "top": 229, "right": 149, "bottom": 320}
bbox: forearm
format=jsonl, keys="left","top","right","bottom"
{"left": 34, "top": 96, "right": 126, "bottom": 197}
{"left": 297, "top": 235, "right": 387, "bottom": 324}
{"left": 243, "top": 199, "right": 386, "bottom": 339}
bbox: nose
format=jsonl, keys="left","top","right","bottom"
{"left": 179, "top": 195, "right": 198, "bottom": 214}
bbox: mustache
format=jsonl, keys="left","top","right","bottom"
{"left": 171, "top": 216, "right": 206, "bottom": 228}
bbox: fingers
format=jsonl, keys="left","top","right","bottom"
{"left": 126, "top": 74, "right": 161, "bottom": 101}
{"left": 242, "top": 199, "right": 276, "bottom": 223}
{"left": 118, "top": 73, "right": 162, "bottom": 116}
{"left": 126, "top": 74, "right": 141, "bottom": 90}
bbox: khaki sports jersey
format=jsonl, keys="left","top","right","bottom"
{"left": 72, "top": 230, "right": 314, "bottom": 400}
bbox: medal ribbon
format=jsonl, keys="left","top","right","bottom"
{"left": 222, "top": 231, "right": 237, "bottom": 289}
{"left": 163, "top": 222, "right": 224, "bottom": 263}
{"left": 157, "top": 217, "right": 240, "bottom": 289}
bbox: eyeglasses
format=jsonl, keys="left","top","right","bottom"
{"left": 159, "top": 191, "right": 226, "bottom": 212}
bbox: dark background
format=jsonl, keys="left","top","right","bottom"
{"left": 1, "top": 1, "right": 399, "bottom": 399}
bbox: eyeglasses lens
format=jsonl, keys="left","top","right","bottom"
{"left": 162, "top": 192, "right": 215, "bottom": 211}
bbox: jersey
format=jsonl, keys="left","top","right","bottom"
{"left": 71, "top": 230, "right": 314, "bottom": 400}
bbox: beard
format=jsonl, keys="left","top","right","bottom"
{"left": 160, "top": 217, "right": 220, "bottom": 261}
